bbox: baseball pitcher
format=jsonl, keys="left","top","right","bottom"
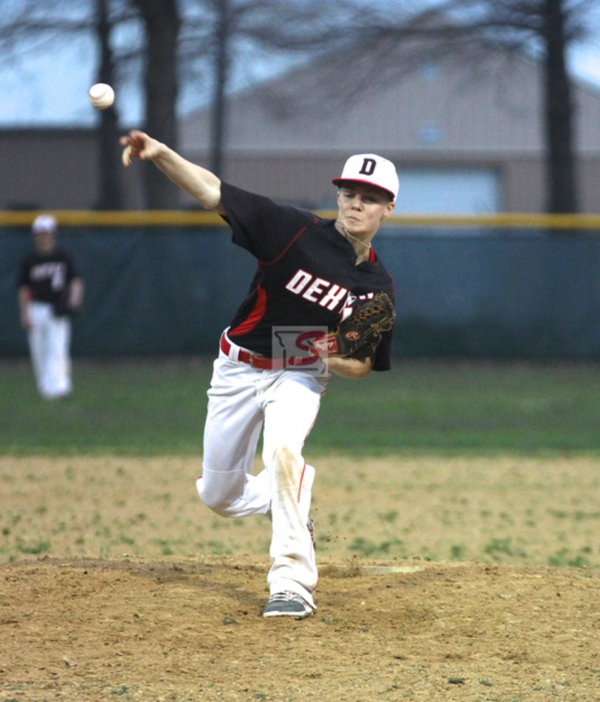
{"left": 121, "top": 132, "right": 397, "bottom": 618}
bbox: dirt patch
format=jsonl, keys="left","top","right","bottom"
{"left": 2, "top": 456, "right": 600, "bottom": 700}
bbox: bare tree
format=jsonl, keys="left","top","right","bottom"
{"left": 207, "top": 0, "right": 231, "bottom": 177}
{"left": 0, "top": 0, "right": 596, "bottom": 212}
{"left": 300, "top": 0, "right": 597, "bottom": 213}
{"left": 178, "top": 0, "right": 354, "bottom": 180}
{"left": 178, "top": 0, "right": 597, "bottom": 212}
{"left": 95, "top": 0, "right": 123, "bottom": 210}
{"left": 0, "top": 0, "right": 132, "bottom": 210}
{"left": 0, "top": 0, "right": 335, "bottom": 207}
{"left": 458, "top": 0, "right": 597, "bottom": 213}
{"left": 0, "top": 0, "right": 181, "bottom": 210}
{"left": 434, "top": 0, "right": 594, "bottom": 213}
{"left": 129, "top": 0, "right": 181, "bottom": 209}
{"left": 541, "top": 0, "right": 581, "bottom": 212}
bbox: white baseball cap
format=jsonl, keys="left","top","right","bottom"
{"left": 332, "top": 153, "right": 399, "bottom": 200}
{"left": 32, "top": 214, "right": 58, "bottom": 234}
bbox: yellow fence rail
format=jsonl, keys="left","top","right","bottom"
{"left": 1, "top": 210, "right": 600, "bottom": 229}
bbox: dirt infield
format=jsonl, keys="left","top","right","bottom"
{"left": 2, "top": 456, "right": 600, "bottom": 700}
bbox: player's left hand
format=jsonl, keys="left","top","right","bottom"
{"left": 309, "top": 292, "right": 396, "bottom": 359}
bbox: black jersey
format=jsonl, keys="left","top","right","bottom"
{"left": 17, "top": 249, "right": 77, "bottom": 306}
{"left": 221, "top": 183, "right": 395, "bottom": 371}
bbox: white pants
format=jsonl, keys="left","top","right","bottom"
{"left": 196, "top": 336, "right": 330, "bottom": 607}
{"left": 27, "top": 302, "right": 72, "bottom": 400}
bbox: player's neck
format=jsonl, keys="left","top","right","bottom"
{"left": 336, "top": 220, "right": 373, "bottom": 263}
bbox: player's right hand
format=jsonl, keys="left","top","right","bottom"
{"left": 120, "top": 130, "right": 162, "bottom": 166}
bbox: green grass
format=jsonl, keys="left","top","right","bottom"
{"left": 315, "top": 359, "right": 600, "bottom": 455}
{"left": 2, "top": 357, "right": 600, "bottom": 455}
{"left": 2, "top": 358, "right": 208, "bottom": 455}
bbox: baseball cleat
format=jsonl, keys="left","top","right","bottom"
{"left": 262, "top": 591, "right": 314, "bottom": 619}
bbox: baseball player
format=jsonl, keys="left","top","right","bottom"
{"left": 17, "top": 214, "right": 84, "bottom": 400}
{"left": 121, "top": 130, "right": 397, "bottom": 618}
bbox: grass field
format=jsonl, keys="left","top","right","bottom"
{"left": 2, "top": 356, "right": 600, "bottom": 455}
{"left": 3, "top": 454, "right": 600, "bottom": 568}
{"left": 4, "top": 354, "right": 600, "bottom": 567}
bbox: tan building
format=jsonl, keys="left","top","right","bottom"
{"left": 0, "top": 127, "right": 142, "bottom": 212}
{"left": 1, "top": 128, "right": 96, "bottom": 211}
{"left": 180, "top": 50, "right": 600, "bottom": 214}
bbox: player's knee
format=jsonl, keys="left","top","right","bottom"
{"left": 203, "top": 499, "right": 232, "bottom": 517}
{"left": 198, "top": 491, "right": 236, "bottom": 517}
{"left": 196, "top": 474, "right": 248, "bottom": 517}
{"left": 196, "top": 477, "right": 228, "bottom": 515}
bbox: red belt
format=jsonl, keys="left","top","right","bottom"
{"left": 220, "top": 334, "right": 280, "bottom": 370}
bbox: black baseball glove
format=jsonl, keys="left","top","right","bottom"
{"left": 310, "top": 292, "right": 396, "bottom": 359}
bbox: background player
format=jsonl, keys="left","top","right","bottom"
{"left": 120, "top": 130, "right": 397, "bottom": 618}
{"left": 17, "top": 214, "right": 84, "bottom": 400}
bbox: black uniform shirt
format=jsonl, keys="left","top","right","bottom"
{"left": 17, "top": 249, "right": 77, "bottom": 306}
{"left": 221, "top": 183, "right": 395, "bottom": 371}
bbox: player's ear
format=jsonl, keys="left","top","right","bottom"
{"left": 381, "top": 200, "right": 395, "bottom": 221}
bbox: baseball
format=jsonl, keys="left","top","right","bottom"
{"left": 88, "top": 83, "right": 115, "bottom": 110}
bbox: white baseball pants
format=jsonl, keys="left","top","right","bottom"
{"left": 196, "top": 334, "right": 330, "bottom": 608}
{"left": 26, "top": 301, "right": 72, "bottom": 400}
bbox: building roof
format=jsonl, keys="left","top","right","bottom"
{"left": 180, "top": 42, "right": 600, "bottom": 158}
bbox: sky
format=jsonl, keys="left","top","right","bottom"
{"left": 0, "top": 32, "right": 298, "bottom": 127}
{"left": 0, "top": 16, "right": 599, "bottom": 128}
